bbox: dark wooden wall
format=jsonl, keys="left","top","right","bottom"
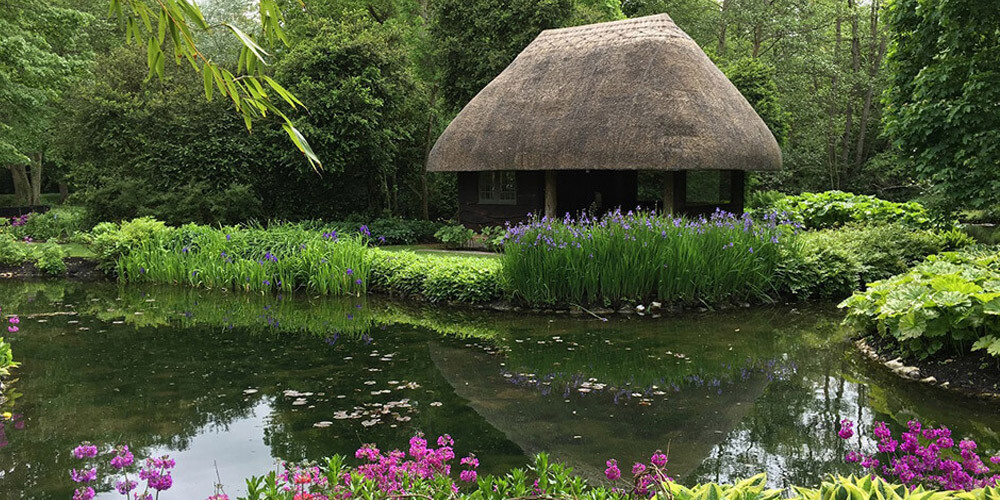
{"left": 456, "top": 169, "right": 744, "bottom": 228}
{"left": 457, "top": 171, "right": 544, "bottom": 228}
{"left": 556, "top": 170, "right": 638, "bottom": 216}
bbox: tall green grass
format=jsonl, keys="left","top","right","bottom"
{"left": 501, "top": 209, "right": 792, "bottom": 306}
{"left": 116, "top": 223, "right": 370, "bottom": 295}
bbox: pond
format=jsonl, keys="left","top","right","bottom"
{"left": 2, "top": 281, "right": 999, "bottom": 499}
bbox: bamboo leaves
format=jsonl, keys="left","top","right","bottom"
{"left": 108, "top": 0, "right": 321, "bottom": 170}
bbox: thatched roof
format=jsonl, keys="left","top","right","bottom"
{"left": 427, "top": 14, "right": 781, "bottom": 173}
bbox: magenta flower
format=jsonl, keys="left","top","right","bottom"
{"left": 838, "top": 419, "right": 854, "bottom": 439}
{"left": 72, "top": 487, "right": 95, "bottom": 500}
{"left": 650, "top": 450, "right": 668, "bottom": 467}
{"left": 459, "top": 469, "right": 477, "bottom": 482}
{"left": 72, "top": 444, "right": 98, "bottom": 459}
{"left": 632, "top": 462, "right": 647, "bottom": 475}
{"left": 115, "top": 479, "right": 138, "bottom": 494}
{"left": 110, "top": 445, "right": 134, "bottom": 469}
{"left": 70, "top": 467, "right": 97, "bottom": 483}
{"left": 605, "top": 459, "right": 621, "bottom": 481}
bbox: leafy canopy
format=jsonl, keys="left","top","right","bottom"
{"left": 107, "top": 0, "right": 321, "bottom": 169}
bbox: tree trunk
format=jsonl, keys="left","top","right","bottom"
{"left": 30, "top": 152, "right": 42, "bottom": 206}
{"left": 421, "top": 85, "right": 439, "bottom": 221}
{"left": 827, "top": 16, "right": 842, "bottom": 189}
{"left": 59, "top": 181, "right": 69, "bottom": 203}
{"left": 854, "top": 0, "right": 886, "bottom": 169}
{"left": 7, "top": 164, "right": 32, "bottom": 206}
{"left": 840, "top": 0, "right": 860, "bottom": 177}
{"left": 717, "top": 0, "right": 729, "bottom": 58}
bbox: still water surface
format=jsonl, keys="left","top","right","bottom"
{"left": 1, "top": 281, "right": 999, "bottom": 498}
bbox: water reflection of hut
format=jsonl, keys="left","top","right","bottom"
{"left": 428, "top": 343, "right": 766, "bottom": 480}
{"left": 427, "top": 14, "right": 781, "bottom": 228}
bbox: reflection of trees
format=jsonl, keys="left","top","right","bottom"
{"left": 0, "top": 281, "right": 524, "bottom": 498}
{"left": 691, "top": 319, "right": 1000, "bottom": 489}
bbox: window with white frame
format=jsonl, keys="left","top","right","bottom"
{"left": 478, "top": 171, "right": 517, "bottom": 204}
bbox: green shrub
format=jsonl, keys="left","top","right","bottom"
{"left": 368, "top": 249, "right": 502, "bottom": 303}
{"left": 479, "top": 225, "right": 507, "bottom": 252}
{"left": 776, "top": 238, "right": 860, "bottom": 300}
{"left": 0, "top": 235, "right": 29, "bottom": 267}
{"left": 0, "top": 336, "right": 16, "bottom": 377}
{"left": 778, "top": 224, "right": 956, "bottom": 300}
{"left": 754, "top": 191, "right": 935, "bottom": 230}
{"left": 90, "top": 217, "right": 169, "bottom": 268}
{"left": 33, "top": 243, "right": 68, "bottom": 276}
{"left": 434, "top": 224, "right": 475, "bottom": 249}
{"left": 9, "top": 206, "right": 89, "bottom": 242}
{"left": 841, "top": 250, "right": 1000, "bottom": 360}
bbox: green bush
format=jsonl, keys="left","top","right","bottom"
{"left": 33, "top": 243, "right": 68, "bottom": 276}
{"left": 368, "top": 249, "right": 502, "bottom": 303}
{"left": 9, "top": 206, "right": 89, "bottom": 242}
{"left": 841, "top": 250, "right": 1000, "bottom": 360}
{"left": 90, "top": 217, "right": 169, "bottom": 268}
{"left": 754, "top": 191, "right": 935, "bottom": 230}
{"left": 479, "top": 225, "right": 507, "bottom": 252}
{"left": 0, "top": 234, "right": 29, "bottom": 267}
{"left": 434, "top": 224, "right": 475, "bottom": 249}
{"left": 777, "top": 224, "right": 961, "bottom": 300}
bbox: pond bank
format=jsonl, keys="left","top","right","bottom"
{"left": 0, "top": 257, "right": 103, "bottom": 281}
{"left": 855, "top": 336, "right": 1000, "bottom": 400}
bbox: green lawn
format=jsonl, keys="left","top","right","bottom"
{"left": 15, "top": 241, "right": 95, "bottom": 258}
{"left": 380, "top": 243, "right": 501, "bottom": 259}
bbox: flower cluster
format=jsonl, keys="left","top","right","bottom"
{"left": 68, "top": 442, "right": 176, "bottom": 499}
{"left": 604, "top": 450, "right": 673, "bottom": 497}
{"left": 255, "top": 434, "right": 473, "bottom": 500}
{"left": 839, "top": 419, "right": 1000, "bottom": 490}
{"left": 10, "top": 215, "right": 28, "bottom": 228}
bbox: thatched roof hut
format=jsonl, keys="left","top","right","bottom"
{"left": 427, "top": 14, "right": 782, "bottom": 225}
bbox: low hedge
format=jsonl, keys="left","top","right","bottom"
{"left": 368, "top": 249, "right": 503, "bottom": 303}
{"left": 777, "top": 224, "right": 974, "bottom": 300}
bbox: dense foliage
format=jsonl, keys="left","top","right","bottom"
{"left": 755, "top": 191, "right": 933, "bottom": 230}
{"left": 501, "top": 210, "right": 791, "bottom": 306}
{"left": 369, "top": 249, "right": 502, "bottom": 303}
{"left": 841, "top": 250, "right": 1000, "bottom": 360}
{"left": 265, "top": 15, "right": 427, "bottom": 218}
{"left": 0, "top": 306, "right": 18, "bottom": 379}
{"left": 106, "top": 221, "right": 372, "bottom": 295}
{"left": 884, "top": 0, "right": 1000, "bottom": 210}
{"left": 777, "top": 223, "right": 969, "bottom": 300}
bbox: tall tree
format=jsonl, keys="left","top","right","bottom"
{"left": 0, "top": 0, "right": 91, "bottom": 205}
{"left": 884, "top": 0, "right": 1000, "bottom": 209}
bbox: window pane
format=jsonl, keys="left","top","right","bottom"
{"left": 686, "top": 171, "right": 732, "bottom": 205}
{"left": 478, "top": 171, "right": 517, "bottom": 204}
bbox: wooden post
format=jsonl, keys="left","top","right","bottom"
{"left": 732, "top": 170, "right": 746, "bottom": 214}
{"left": 544, "top": 171, "right": 558, "bottom": 219}
{"left": 662, "top": 172, "right": 675, "bottom": 214}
